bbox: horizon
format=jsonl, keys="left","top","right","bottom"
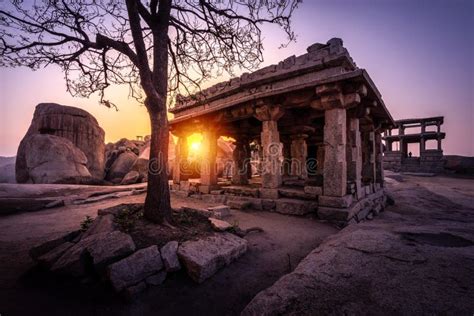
{"left": 1, "top": 0, "right": 473, "bottom": 157}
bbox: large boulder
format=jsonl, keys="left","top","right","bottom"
{"left": 16, "top": 103, "right": 105, "bottom": 182}
{"left": 107, "top": 151, "right": 138, "bottom": 181}
{"left": 19, "top": 134, "right": 91, "bottom": 184}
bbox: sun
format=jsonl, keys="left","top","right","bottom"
{"left": 190, "top": 141, "right": 201, "bottom": 152}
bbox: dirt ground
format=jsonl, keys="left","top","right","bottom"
{"left": 0, "top": 188, "right": 337, "bottom": 316}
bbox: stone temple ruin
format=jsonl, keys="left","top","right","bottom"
{"left": 383, "top": 116, "right": 445, "bottom": 173}
{"left": 169, "top": 38, "right": 394, "bottom": 225}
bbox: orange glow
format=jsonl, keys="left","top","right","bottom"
{"left": 187, "top": 133, "right": 203, "bottom": 155}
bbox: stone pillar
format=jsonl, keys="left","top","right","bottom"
{"left": 370, "top": 131, "right": 376, "bottom": 183}
{"left": 323, "top": 108, "right": 347, "bottom": 197}
{"left": 290, "top": 134, "right": 308, "bottom": 179}
{"left": 375, "top": 132, "right": 384, "bottom": 185}
{"left": 173, "top": 136, "right": 189, "bottom": 184}
{"left": 232, "top": 140, "right": 249, "bottom": 185}
{"left": 420, "top": 137, "right": 425, "bottom": 153}
{"left": 200, "top": 128, "right": 218, "bottom": 190}
{"left": 254, "top": 104, "right": 284, "bottom": 192}
{"left": 437, "top": 137, "right": 442, "bottom": 151}
{"left": 346, "top": 117, "right": 362, "bottom": 198}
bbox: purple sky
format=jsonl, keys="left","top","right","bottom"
{"left": 1, "top": 0, "right": 473, "bottom": 157}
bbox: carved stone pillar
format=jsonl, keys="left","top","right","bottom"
{"left": 232, "top": 140, "right": 249, "bottom": 185}
{"left": 254, "top": 104, "right": 284, "bottom": 191}
{"left": 323, "top": 108, "right": 347, "bottom": 196}
{"left": 346, "top": 117, "right": 362, "bottom": 198}
{"left": 173, "top": 135, "right": 189, "bottom": 184}
{"left": 290, "top": 134, "right": 308, "bottom": 179}
{"left": 200, "top": 128, "right": 218, "bottom": 190}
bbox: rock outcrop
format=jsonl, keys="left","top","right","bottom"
{"left": 19, "top": 134, "right": 92, "bottom": 184}
{"left": 16, "top": 103, "right": 105, "bottom": 183}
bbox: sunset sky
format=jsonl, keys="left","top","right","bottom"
{"left": 0, "top": 0, "right": 472, "bottom": 157}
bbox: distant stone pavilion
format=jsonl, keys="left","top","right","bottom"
{"left": 383, "top": 116, "right": 445, "bottom": 173}
{"left": 169, "top": 38, "right": 394, "bottom": 225}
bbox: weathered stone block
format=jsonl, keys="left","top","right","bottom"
{"left": 160, "top": 241, "right": 181, "bottom": 272}
{"left": 177, "top": 233, "right": 248, "bottom": 283}
{"left": 209, "top": 218, "right": 232, "bottom": 232}
{"left": 123, "top": 281, "right": 147, "bottom": 301}
{"left": 37, "top": 242, "right": 74, "bottom": 268}
{"left": 86, "top": 231, "right": 136, "bottom": 270}
{"left": 107, "top": 245, "right": 163, "bottom": 292}
{"left": 259, "top": 188, "right": 279, "bottom": 199}
{"left": 145, "top": 271, "right": 167, "bottom": 286}
{"left": 208, "top": 205, "right": 231, "bottom": 219}
{"left": 201, "top": 194, "right": 227, "bottom": 204}
{"left": 82, "top": 214, "right": 116, "bottom": 239}
{"left": 304, "top": 186, "right": 323, "bottom": 197}
{"left": 182, "top": 206, "right": 212, "bottom": 218}
{"left": 175, "top": 190, "right": 189, "bottom": 198}
{"left": 319, "top": 195, "right": 353, "bottom": 208}
{"left": 52, "top": 231, "right": 135, "bottom": 277}
{"left": 226, "top": 197, "right": 252, "bottom": 210}
{"left": 261, "top": 199, "right": 276, "bottom": 211}
{"left": 275, "top": 199, "right": 317, "bottom": 215}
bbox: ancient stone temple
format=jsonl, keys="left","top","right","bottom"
{"left": 169, "top": 38, "right": 394, "bottom": 225}
{"left": 383, "top": 116, "right": 445, "bottom": 173}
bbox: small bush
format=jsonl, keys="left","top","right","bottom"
{"left": 80, "top": 215, "right": 94, "bottom": 232}
{"left": 114, "top": 209, "right": 143, "bottom": 233}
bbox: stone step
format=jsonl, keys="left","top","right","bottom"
{"left": 222, "top": 186, "right": 259, "bottom": 197}
{"left": 275, "top": 198, "right": 318, "bottom": 216}
{"left": 278, "top": 188, "right": 315, "bottom": 200}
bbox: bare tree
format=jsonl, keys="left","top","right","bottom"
{"left": 0, "top": 0, "right": 300, "bottom": 224}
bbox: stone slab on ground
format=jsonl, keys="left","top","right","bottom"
{"left": 177, "top": 232, "right": 248, "bottom": 283}
{"left": 243, "top": 178, "right": 474, "bottom": 315}
{"left": 275, "top": 199, "right": 317, "bottom": 215}
{"left": 108, "top": 245, "right": 164, "bottom": 292}
{"left": 226, "top": 197, "right": 252, "bottom": 210}
{"left": 51, "top": 231, "right": 135, "bottom": 276}
{"left": 209, "top": 218, "right": 232, "bottom": 232}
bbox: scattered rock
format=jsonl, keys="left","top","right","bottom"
{"left": 81, "top": 214, "right": 116, "bottom": 239}
{"left": 29, "top": 230, "right": 81, "bottom": 260}
{"left": 107, "top": 245, "right": 163, "bottom": 292}
{"left": 52, "top": 231, "right": 135, "bottom": 276}
{"left": 37, "top": 242, "right": 74, "bottom": 268}
{"left": 160, "top": 241, "right": 181, "bottom": 272}
{"left": 209, "top": 218, "right": 232, "bottom": 232}
{"left": 146, "top": 271, "right": 167, "bottom": 286}
{"left": 178, "top": 233, "right": 248, "bottom": 283}
{"left": 87, "top": 231, "right": 136, "bottom": 270}
{"left": 208, "top": 205, "right": 231, "bottom": 219}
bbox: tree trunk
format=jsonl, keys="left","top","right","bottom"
{"left": 143, "top": 106, "right": 172, "bottom": 223}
